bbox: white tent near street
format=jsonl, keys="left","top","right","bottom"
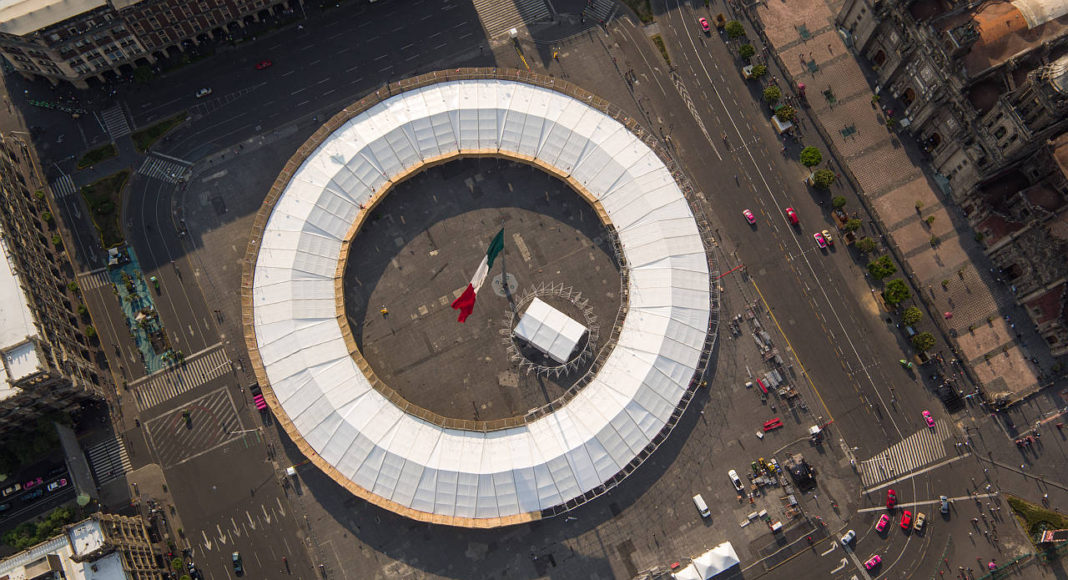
{"left": 673, "top": 542, "right": 740, "bottom": 580}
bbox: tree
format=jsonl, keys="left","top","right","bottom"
{"left": 800, "top": 146, "right": 822, "bottom": 167}
{"left": 812, "top": 168, "right": 835, "bottom": 189}
{"left": 725, "top": 20, "right": 745, "bottom": 38}
{"left": 843, "top": 218, "right": 862, "bottom": 233}
{"left": 751, "top": 64, "right": 768, "bottom": 78}
{"left": 856, "top": 237, "right": 877, "bottom": 254}
{"left": 763, "top": 85, "right": 781, "bottom": 104}
{"left": 172, "top": 558, "right": 184, "bottom": 572}
{"left": 831, "top": 195, "right": 847, "bottom": 209}
{"left": 912, "top": 332, "right": 936, "bottom": 352}
{"left": 902, "top": 306, "right": 923, "bottom": 326}
{"left": 867, "top": 255, "right": 897, "bottom": 280}
{"left": 739, "top": 44, "right": 755, "bottom": 60}
{"left": 882, "top": 278, "right": 911, "bottom": 306}
{"left": 775, "top": 105, "right": 796, "bottom": 122}
{"left": 84, "top": 325, "right": 97, "bottom": 339}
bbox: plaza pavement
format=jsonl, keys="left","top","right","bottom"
{"left": 741, "top": 0, "right": 1048, "bottom": 402}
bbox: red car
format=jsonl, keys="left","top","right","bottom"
{"left": 875, "top": 514, "right": 890, "bottom": 532}
{"left": 699, "top": 17, "right": 711, "bottom": 33}
{"left": 900, "top": 510, "right": 912, "bottom": 529}
{"left": 785, "top": 207, "right": 798, "bottom": 225}
{"left": 255, "top": 60, "right": 273, "bottom": 70}
{"left": 864, "top": 555, "right": 882, "bottom": 570}
{"left": 886, "top": 488, "right": 897, "bottom": 509}
{"left": 743, "top": 209, "right": 756, "bottom": 225}
{"left": 813, "top": 231, "right": 828, "bottom": 249}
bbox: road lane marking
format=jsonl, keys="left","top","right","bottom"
{"left": 282, "top": 70, "right": 294, "bottom": 77}
{"left": 374, "top": 54, "right": 388, "bottom": 61}
{"left": 290, "top": 88, "right": 305, "bottom": 95}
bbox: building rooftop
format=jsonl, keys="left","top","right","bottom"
{"left": 0, "top": 518, "right": 127, "bottom": 580}
{"left": 952, "top": 0, "right": 1068, "bottom": 79}
{"left": 0, "top": 0, "right": 107, "bottom": 37}
{"left": 0, "top": 237, "right": 40, "bottom": 389}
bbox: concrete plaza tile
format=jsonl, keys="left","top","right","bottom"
{"left": 871, "top": 177, "right": 938, "bottom": 228}
{"left": 972, "top": 346, "right": 1039, "bottom": 395}
{"left": 756, "top": 0, "right": 834, "bottom": 47}
{"left": 928, "top": 275, "right": 1000, "bottom": 333}
{"left": 957, "top": 319, "right": 1013, "bottom": 362}
{"left": 904, "top": 239, "right": 967, "bottom": 284}
{"left": 922, "top": 207, "right": 958, "bottom": 240}
{"left": 892, "top": 220, "right": 940, "bottom": 256}
{"left": 810, "top": 57, "right": 874, "bottom": 103}
{"left": 849, "top": 142, "right": 914, "bottom": 196}
{"left": 816, "top": 94, "right": 894, "bottom": 158}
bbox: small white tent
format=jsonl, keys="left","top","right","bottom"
{"left": 673, "top": 542, "right": 740, "bottom": 579}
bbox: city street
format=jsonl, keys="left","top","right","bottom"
{"left": 4, "top": 0, "right": 1065, "bottom": 578}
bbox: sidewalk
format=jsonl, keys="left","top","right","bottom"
{"left": 738, "top": 0, "right": 1045, "bottom": 404}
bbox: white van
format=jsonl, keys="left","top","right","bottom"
{"left": 693, "top": 494, "right": 711, "bottom": 518}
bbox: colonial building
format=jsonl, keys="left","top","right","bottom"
{"left": 0, "top": 133, "right": 103, "bottom": 436}
{"left": 838, "top": 0, "right": 1068, "bottom": 357}
{"left": 0, "top": 513, "right": 164, "bottom": 579}
{"left": 0, "top": 0, "right": 300, "bottom": 88}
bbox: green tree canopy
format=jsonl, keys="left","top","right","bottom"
{"left": 750, "top": 64, "right": 768, "bottom": 78}
{"left": 800, "top": 146, "right": 823, "bottom": 167}
{"left": 902, "top": 306, "right": 923, "bottom": 326}
{"left": 725, "top": 20, "right": 745, "bottom": 38}
{"left": 812, "top": 168, "right": 835, "bottom": 189}
{"left": 843, "top": 218, "right": 862, "bottom": 233}
{"left": 912, "top": 332, "right": 936, "bottom": 352}
{"left": 775, "top": 105, "right": 796, "bottom": 122}
{"left": 739, "top": 44, "right": 755, "bottom": 59}
{"left": 855, "top": 237, "right": 877, "bottom": 253}
{"left": 763, "top": 85, "right": 781, "bottom": 104}
{"left": 831, "top": 195, "right": 847, "bottom": 209}
{"left": 867, "top": 255, "right": 897, "bottom": 280}
{"left": 882, "top": 278, "right": 911, "bottom": 306}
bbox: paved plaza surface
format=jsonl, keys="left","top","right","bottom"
{"left": 4, "top": 0, "right": 1068, "bottom": 578}
{"left": 346, "top": 159, "right": 621, "bottom": 422}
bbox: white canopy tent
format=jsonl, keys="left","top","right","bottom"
{"left": 513, "top": 297, "right": 587, "bottom": 363}
{"left": 250, "top": 78, "right": 711, "bottom": 524}
{"left": 673, "top": 542, "right": 740, "bottom": 580}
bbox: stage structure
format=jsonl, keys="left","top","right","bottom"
{"left": 242, "top": 69, "right": 720, "bottom": 527}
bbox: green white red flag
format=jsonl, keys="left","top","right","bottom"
{"left": 451, "top": 228, "right": 504, "bottom": 322}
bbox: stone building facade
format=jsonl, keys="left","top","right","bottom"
{"left": 838, "top": 0, "right": 1068, "bottom": 357}
{"left": 0, "top": 0, "right": 300, "bottom": 88}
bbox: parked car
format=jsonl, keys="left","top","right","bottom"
{"left": 821, "top": 229, "right": 834, "bottom": 245}
{"left": 900, "top": 510, "right": 912, "bottom": 529}
{"left": 813, "top": 231, "right": 828, "bottom": 249}
{"left": 785, "top": 207, "right": 799, "bottom": 225}
{"left": 1, "top": 484, "right": 21, "bottom": 497}
{"left": 23, "top": 477, "right": 43, "bottom": 489}
{"left": 232, "top": 552, "right": 243, "bottom": 575}
{"left": 840, "top": 529, "right": 855, "bottom": 546}
{"left": 728, "top": 469, "right": 744, "bottom": 492}
{"left": 875, "top": 514, "right": 890, "bottom": 532}
{"left": 46, "top": 478, "right": 68, "bottom": 492}
{"left": 886, "top": 489, "right": 897, "bottom": 509}
{"left": 913, "top": 511, "right": 926, "bottom": 531}
{"left": 699, "top": 17, "right": 711, "bottom": 33}
{"left": 195, "top": 88, "right": 213, "bottom": 98}
{"left": 0, "top": 503, "right": 10, "bottom": 512}
{"left": 20, "top": 488, "right": 43, "bottom": 503}
{"left": 940, "top": 495, "right": 950, "bottom": 514}
{"left": 864, "top": 555, "right": 882, "bottom": 570}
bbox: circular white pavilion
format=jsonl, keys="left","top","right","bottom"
{"left": 242, "top": 70, "right": 716, "bottom": 527}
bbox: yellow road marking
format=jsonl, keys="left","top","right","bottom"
{"left": 750, "top": 279, "right": 834, "bottom": 423}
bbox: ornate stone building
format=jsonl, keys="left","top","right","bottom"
{"left": 0, "top": 133, "right": 103, "bottom": 437}
{"left": 838, "top": 0, "right": 1068, "bottom": 357}
{"left": 0, "top": 0, "right": 301, "bottom": 88}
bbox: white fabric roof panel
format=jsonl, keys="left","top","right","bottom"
{"left": 251, "top": 78, "right": 710, "bottom": 523}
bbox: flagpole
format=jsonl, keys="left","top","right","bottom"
{"left": 499, "top": 225, "right": 517, "bottom": 314}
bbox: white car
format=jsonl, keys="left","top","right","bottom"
{"left": 840, "top": 529, "right": 855, "bottom": 546}
{"left": 728, "top": 469, "right": 744, "bottom": 492}
{"left": 195, "top": 88, "right": 213, "bottom": 98}
{"left": 940, "top": 495, "right": 950, "bottom": 514}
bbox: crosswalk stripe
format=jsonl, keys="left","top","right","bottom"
{"left": 77, "top": 269, "right": 112, "bottom": 291}
{"left": 85, "top": 436, "right": 132, "bottom": 485}
{"left": 50, "top": 175, "right": 78, "bottom": 200}
{"left": 137, "top": 155, "right": 190, "bottom": 184}
{"left": 471, "top": 0, "right": 551, "bottom": 39}
{"left": 860, "top": 423, "right": 951, "bottom": 487}
{"left": 133, "top": 345, "right": 231, "bottom": 411}
{"left": 101, "top": 105, "right": 131, "bottom": 139}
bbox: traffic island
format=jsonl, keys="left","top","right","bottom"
{"left": 79, "top": 169, "right": 129, "bottom": 248}
{"left": 131, "top": 112, "right": 187, "bottom": 153}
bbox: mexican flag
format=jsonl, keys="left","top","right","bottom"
{"left": 451, "top": 228, "right": 504, "bottom": 323}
